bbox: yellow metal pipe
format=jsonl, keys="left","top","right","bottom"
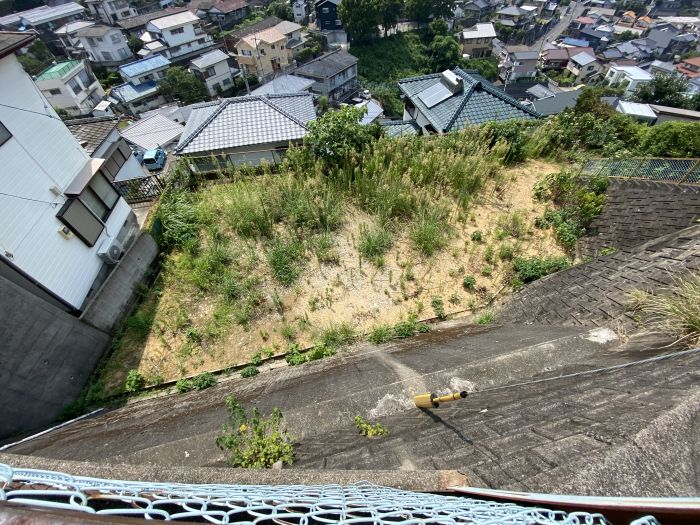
{"left": 413, "top": 390, "right": 468, "bottom": 409}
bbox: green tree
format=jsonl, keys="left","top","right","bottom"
{"left": 637, "top": 121, "right": 700, "bottom": 158}
{"left": 631, "top": 74, "right": 690, "bottom": 109}
{"left": 378, "top": 0, "right": 404, "bottom": 36}
{"left": 267, "top": 0, "right": 294, "bottom": 21}
{"left": 428, "top": 17, "right": 449, "bottom": 37}
{"left": 128, "top": 35, "right": 143, "bottom": 54}
{"left": 616, "top": 30, "right": 637, "bottom": 42}
{"left": 339, "top": 0, "right": 380, "bottom": 42}
{"left": 405, "top": 0, "right": 431, "bottom": 23}
{"left": 17, "top": 40, "right": 54, "bottom": 76}
{"left": 429, "top": 35, "right": 460, "bottom": 72}
{"left": 460, "top": 56, "right": 498, "bottom": 81}
{"left": 431, "top": 0, "right": 456, "bottom": 21}
{"left": 159, "top": 67, "right": 208, "bottom": 104}
{"left": 304, "top": 105, "right": 382, "bottom": 163}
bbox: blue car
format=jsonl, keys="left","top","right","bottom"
{"left": 142, "top": 148, "right": 166, "bottom": 171}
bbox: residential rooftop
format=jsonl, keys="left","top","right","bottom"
{"left": 398, "top": 68, "right": 539, "bottom": 133}
{"left": 461, "top": 23, "right": 496, "bottom": 40}
{"left": 148, "top": 11, "right": 200, "bottom": 30}
{"left": 65, "top": 116, "right": 118, "bottom": 155}
{"left": 35, "top": 60, "right": 81, "bottom": 81}
{"left": 117, "top": 7, "right": 189, "bottom": 30}
{"left": 54, "top": 20, "right": 95, "bottom": 35}
{"left": 295, "top": 50, "right": 358, "bottom": 79}
{"left": 176, "top": 93, "right": 316, "bottom": 154}
{"left": 121, "top": 114, "right": 184, "bottom": 150}
{"left": 119, "top": 55, "right": 171, "bottom": 78}
{"left": 0, "top": 30, "right": 36, "bottom": 59}
{"left": 0, "top": 2, "right": 84, "bottom": 27}
{"left": 76, "top": 25, "right": 118, "bottom": 38}
{"left": 251, "top": 74, "right": 315, "bottom": 95}
{"left": 190, "top": 49, "right": 230, "bottom": 70}
{"left": 110, "top": 81, "right": 160, "bottom": 103}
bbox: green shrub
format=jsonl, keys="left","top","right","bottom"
{"left": 240, "top": 365, "right": 259, "bottom": 378}
{"left": 471, "top": 230, "right": 483, "bottom": 243}
{"left": 393, "top": 314, "right": 430, "bottom": 338}
{"left": 354, "top": 415, "right": 389, "bottom": 437}
{"left": 267, "top": 237, "right": 305, "bottom": 285}
{"left": 484, "top": 245, "right": 495, "bottom": 264}
{"left": 431, "top": 296, "right": 447, "bottom": 320}
{"left": 311, "top": 232, "right": 340, "bottom": 264}
{"left": 285, "top": 346, "right": 307, "bottom": 366}
{"left": 358, "top": 224, "right": 392, "bottom": 266}
{"left": 305, "top": 344, "right": 336, "bottom": 361}
{"left": 462, "top": 275, "right": 476, "bottom": 290}
{"left": 498, "top": 243, "right": 516, "bottom": 261}
{"left": 215, "top": 395, "right": 294, "bottom": 468}
{"left": 368, "top": 324, "right": 393, "bottom": 344}
{"left": 318, "top": 323, "right": 356, "bottom": 349}
{"left": 157, "top": 191, "right": 202, "bottom": 250}
{"left": 476, "top": 311, "right": 496, "bottom": 325}
{"left": 176, "top": 372, "right": 216, "bottom": 393}
{"left": 637, "top": 121, "right": 700, "bottom": 158}
{"left": 250, "top": 352, "right": 263, "bottom": 366}
{"left": 481, "top": 266, "right": 493, "bottom": 277}
{"left": 512, "top": 255, "right": 571, "bottom": 283}
{"left": 125, "top": 370, "right": 145, "bottom": 393}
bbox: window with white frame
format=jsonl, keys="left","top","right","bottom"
{"left": 170, "top": 27, "right": 185, "bottom": 35}
{"left": 110, "top": 33, "right": 121, "bottom": 44}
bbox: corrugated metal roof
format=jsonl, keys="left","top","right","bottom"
{"left": 359, "top": 100, "right": 383, "bottom": 125}
{"left": 119, "top": 55, "right": 170, "bottom": 77}
{"left": 176, "top": 93, "right": 315, "bottom": 154}
{"left": 121, "top": 114, "right": 185, "bottom": 150}
{"left": 111, "top": 81, "right": 159, "bottom": 103}
{"left": 251, "top": 74, "right": 315, "bottom": 95}
{"left": 55, "top": 20, "right": 95, "bottom": 35}
{"left": 20, "top": 2, "right": 84, "bottom": 25}
{"left": 570, "top": 52, "right": 596, "bottom": 66}
{"left": 191, "top": 49, "right": 229, "bottom": 69}
{"left": 148, "top": 11, "right": 199, "bottom": 29}
{"left": 616, "top": 101, "right": 656, "bottom": 119}
{"left": 398, "top": 68, "right": 538, "bottom": 132}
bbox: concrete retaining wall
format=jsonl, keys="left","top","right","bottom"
{"left": 80, "top": 233, "right": 159, "bottom": 333}
{"left": 580, "top": 179, "right": 700, "bottom": 258}
{"left": 0, "top": 276, "right": 110, "bottom": 439}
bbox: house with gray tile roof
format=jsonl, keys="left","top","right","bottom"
{"left": 175, "top": 93, "right": 315, "bottom": 171}
{"left": 294, "top": 50, "right": 358, "bottom": 102}
{"left": 398, "top": 68, "right": 538, "bottom": 135}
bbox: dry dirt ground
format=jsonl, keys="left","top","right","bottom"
{"left": 102, "top": 160, "right": 566, "bottom": 393}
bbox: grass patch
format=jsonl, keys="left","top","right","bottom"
{"left": 267, "top": 237, "right": 305, "bottom": 286}
{"left": 358, "top": 224, "right": 392, "bottom": 266}
{"left": 368, "top": 324, "right": 393, "bottom": 344}
{"left": 476, "top": 311, "right": 496, "bottom": 325}
{"left": 317, "top": 322, "right": 356, "bottom": 349}
{"left": 409, "top": 208, "right": 450, "bottom": 256}
{"left": 627, "top": 274, "right": 700, "bottom": 347}
{"left": 176, "top": 372, "right": 216, "bottom": 393}
{"left": 512, "top": 255, "right": 571, "bottom": 284}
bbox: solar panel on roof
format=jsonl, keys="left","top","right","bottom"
{"left": 418, "top": 82, "right": 453, "bottom": 108}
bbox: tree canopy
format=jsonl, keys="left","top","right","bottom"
{"left": 339, "top": 0, "right": 380, "bottom": 42}
{"left": 304, "top": 106, "right": 383, "bottom": 163}
{"left": 267, "top": 0, "right": 294, "bottom": 21}
{"left": 631, "top": 74, "right": 691, "bottom": 109}
{"left": 429, "top": 35, "right": 461, "bottom": 72}
{"left": 159, "top": 67, "right": 208, "bottom": 105}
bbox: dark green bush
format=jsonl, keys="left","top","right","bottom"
{"left": 512, "top": 255, "right": 571, "bottom": 283}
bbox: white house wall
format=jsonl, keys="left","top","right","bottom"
{"left": 0, "top": 55, "right": 131, "bottom": 309}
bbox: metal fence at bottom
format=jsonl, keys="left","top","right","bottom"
{"left": 113, "top": 173, "right": 165, "bottom": 204}
{"left": 0, "top": 463, "right": 659, "bottom": 524}
{"left": 582, "top": 158, "right": 700, "bottom": 184}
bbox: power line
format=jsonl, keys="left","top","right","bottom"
{"left": 0, "top": 191, "right": 60, "bottom": 206}
{"left": 0, "top": 102, "right": 61, "bottom": 122}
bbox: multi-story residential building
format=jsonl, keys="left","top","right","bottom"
{"left": 35, "top": 60, "right": 105, "bottom": 117}
{"left": 1, "top": 31, "right": 138, "bottom": 313}
{"left": 110, "top": 55, "right": 170, "bottom": 114}
{"left": 315, "top": 0, "right": 341, "bottom": 32}
{"left": 498, "top": 47, "right": 539, "bottom": 82}
{"left": 76, "top": 25, "right": 134, "bottom": 66}
{"left": 676, "top": 56, "right": 700, "bottom": 79}
{"left": 117, "top": 7, "right": 190, "bottom": 37}
{"left": 294, "top": 50, "right": 358, "bottom": 102}
{"left": 293, "top": 0, "right": 309, "bottom": 23}
{"left": 232, "top": 25, "right": 291, "bottom": 79}
{"left": 276, "top": 21, "right": 306, "bottom": 60}
{"left": 604, "top": 64, "right": 653, "bottom": 96}
{"left": 495, "top": 5, "right": 536, "bottom": 28}
{"left": 144, "top": 11, "right": 214, "bottom": 61}
{"left": 84, "top": 0, "right": 138, "bottom": 25}
{"left": 190, "top": 49, "right": 237, "bottom": 96}
{"left": 54, "top": 20, "right": 96, "bottom": 58}
{"left": 459, "top": 23, "right": 496, "bottom": 58}
{"left": 459, "top": 0, "right": 494, "bottom": 22}
{"left": 189, "top": 0, "right": 248, "bottom": 29}
{"left": 566, "top": 52, "right": 602, "bottom": 83}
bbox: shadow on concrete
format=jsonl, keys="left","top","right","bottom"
{"left": 420, "top": 408, "right": 473, "bottom": 445}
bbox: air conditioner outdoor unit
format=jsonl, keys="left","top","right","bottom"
{"left": 97, "top": 236, "right": 123, "bottom": 265}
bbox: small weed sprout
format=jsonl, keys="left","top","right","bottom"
{"left": 476, "top": 311, "right": 496, "bottom": 325}
{"left": 354, "top": 415, "right": 389, "bottom": 437}
{"left": 125, "top": 370, "right": 145, "bottom": 393}
{"left": 431, "top": 296, "right": 447, "bottom": 320}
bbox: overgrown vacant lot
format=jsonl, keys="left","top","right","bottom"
{"left": 100, "top": 128, "right": 567, "bottom": 395}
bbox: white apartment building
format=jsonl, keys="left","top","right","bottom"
{"left": 1, "top": 32, "right": 137, "bottom": 312}
{"left": 190, "top": 49, "right": 236, "bottom": 96}
{"left": 84, "top": 0, "right": 137, "bottom": 25}
{"left": 144, "top": 11, "right": 214, "bottom": 60}
{"left": 54, "top": 20, "right": 96, "bottom": 57}
{"left": 76, "top": 25, "right": 133, "bottom": 66}
{"left": 605, "top": 65, "right": 653, "bottom": 96}
{"left": 35, "top": 60, "right": 106, "bottom": 117}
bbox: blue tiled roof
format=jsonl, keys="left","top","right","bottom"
{"left": 111, "top": 81, "right": 159, "bottom": 103}
{"left": 397, "top": 68, "right": 539, "bottom": 133}
{"left": 119, "top": 55, "right": 170, "bottom": 78}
